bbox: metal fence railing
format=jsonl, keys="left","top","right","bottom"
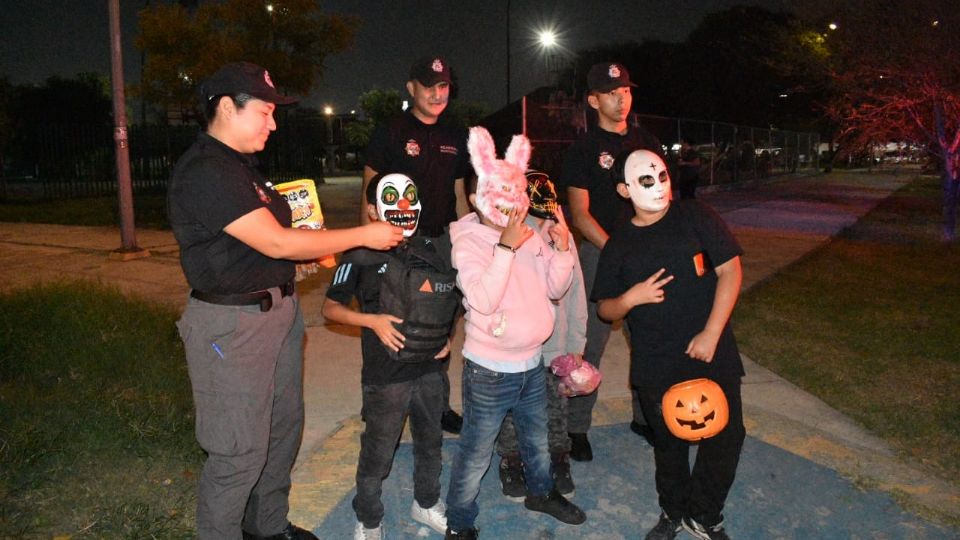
{"left": 511, "top": 95, "right": 820, "bottom": 187}
{"left": 1, "top": 96, "right": 820, "bottom": 201}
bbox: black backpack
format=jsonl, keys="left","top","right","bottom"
{"left": 378, "top": 237, "right": 461, "bottom": 363}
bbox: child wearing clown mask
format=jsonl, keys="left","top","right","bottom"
{"left": 444, "top": 127, "right": 586, "bottom": 538}
{"left": 592, "top": 149, "right": 746, "bottom": 540}
{"left": 322, "top": 173, "right": 454, "bottom": 540}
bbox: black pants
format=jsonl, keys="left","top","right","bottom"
{"left": 353, "top": 371, "right": 444, "bottom": 528}
{"left": 638, "top": 378, "right": 745, "bottom": 527}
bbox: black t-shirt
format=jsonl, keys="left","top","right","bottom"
{"left": 365, "top": 111, "right": 469, "bottom": 237}
{"left": 558, "top": 125, "right": 663, "bottom": 236}
{"left": 168, "top": 132, "right": 295, "bottom": 294}
{"left": 591, "top": 201, "right": 745, "bottom": 391}
{"left": 326, "top": 240, "right": 444, "bottom": 386}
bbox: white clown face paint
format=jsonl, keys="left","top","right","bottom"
{"left": 376, "top": 173, "right": 421, "bottom": 237}
{"left": 623, "top": 150, "right": 671, "bottom": 212}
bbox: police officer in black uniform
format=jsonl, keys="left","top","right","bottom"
{"left": 360, "top": 55, "right": 470, "bottom": 434}
{"left": 558, "top": 62, "right": 664, "bottom": 461}
{"left": 168, "top": 61, "right": 403, "bottom": 540}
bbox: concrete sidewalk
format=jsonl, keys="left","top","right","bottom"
{"left": 2, "top": 171, "right": 958, "bottom": 536}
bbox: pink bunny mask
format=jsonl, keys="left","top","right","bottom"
{"left": 468, "top": 126, "right": 531, "bottom": 227}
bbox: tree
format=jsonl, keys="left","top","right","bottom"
{"left": 814, "top": 0, "right": 960, "bottom": 240}
{"left": 343, "top": 88, "right": 403, "bottom": 148}
{"left": 136, "top": 0, "right": 357, "bottom": 120}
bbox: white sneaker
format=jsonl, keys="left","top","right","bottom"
{"left": 410, "top": 500, "right": 448, "bottom": 534}
{"left": 354, "top": 519, "right": 383, "bottom": 540}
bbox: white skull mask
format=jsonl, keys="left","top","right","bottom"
{"left": 376, "top": 173, "right": 421, "bottom": 237}
{"left": 623, "top": 150, "right": 671, "bottom": 212}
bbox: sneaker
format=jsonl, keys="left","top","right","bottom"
{"left": 411, "top": 500, "right": 447, "bottom": 534}
{"left": 445, "top": 527, "right": 479, "bottom": 539}
{"left": 568, "top": 432, "right": 593, "bottom": 462}
{"left": 523, "top": 488, "right": 586, "bottom": 525}
{"left": 550, "top": 453, "right": 575, "bottom": 497}
{"left": 498, "top": 456, "right": 526, "bottom": 501}
{"left": 244, "top": 524, "right": 319, "bottom": 540}
{"left": 645, "top": 513, "right": 682, "bottom": 540}
{"left": 682, "top": 516, "right": 731, "bottom": 540}
{"left": 353, "top": 520, "right": 382, "bottom": 540}
{"left": 441, "top": 410, "right": 463, "bottom": 434}
{"left": 630, "top": 420, "right": 657, "bottom": 447}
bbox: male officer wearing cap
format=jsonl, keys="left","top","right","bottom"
{"left": 360, "top": 55, "right": 470, "bottom": 434}
{"left": 558, "top": 62, "right": 664, "bottom": 461}
{"left": 168, "top": 61, "right": 403, "bottom": 540}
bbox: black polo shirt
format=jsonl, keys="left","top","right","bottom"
{"left": 365, "top": 111, "right": 469, "bottom": 237}
{"left": 168, "top": 132, "right": 295, "bottom": 294}
{"left": 558, "top": 125, "right": 663, "bottom": 236}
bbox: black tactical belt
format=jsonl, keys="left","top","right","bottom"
{"left": 190, "top": 280, "right": 295, "bottom": 312}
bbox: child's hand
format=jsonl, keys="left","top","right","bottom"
{"left": 434, "top": 338, "right": 451, "bottom": 359}
{"left": 623, "top": 268, "right": 674, "bottom": 307}
{"left": 370, "top": 314, "right": 405, "bottom": 352}
{"left": 569, "top": 353, "right": 584, "bottom": 367}
{"left": 686, "top": 330, "right": 721, "bottom": 363}
{"left": 499, "top": 206, "right": 534, "bottom": 251}
{"left": 545, "top": 204, "right": 570, "bottom": 251}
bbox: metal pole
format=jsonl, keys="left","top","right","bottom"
{"left": 108, "top": 0, "right": 147, "bottom": 259}
{"left": 505, "top": 0, "right": 511, "bottom": 105}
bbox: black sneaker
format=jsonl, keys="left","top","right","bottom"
{"left": 630, "top": 420, "right": 656, "bottom": 447}
{"left": 682, "top": 516, "right": 731, "bottom": 540}
{"left": 524, "top": 488, "right": 586, "bottom": 525}
{"left": 644, "top": 513, "right": 682, "bottom": 540}
{"left": 550, "top": 453, "right": 575, "bottom": 496}
{"left": 441, "top": 410, "right": 463, "bottom": 434}
{"left": 498, "top": 455, "right": 526, "bottom": 501}
{"left": 445, "top": 527, "right": 479, "bottom": 539}
{"left": 568, "top": 432, "right": 593, "bottom": 461}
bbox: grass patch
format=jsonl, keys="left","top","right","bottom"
{"left": 0, "top": 195, "right": 170, "bottom": 229}
{"left": 734, "top": 175, "right": 960, "bottom": 481}
{"left": 0, "top": 281, "right": 200, "bottom": 538}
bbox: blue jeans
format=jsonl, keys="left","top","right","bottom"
{"left": 446, "top": 360, "right": 553, "bottom": 531}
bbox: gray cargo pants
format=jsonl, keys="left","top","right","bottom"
{"left": 177, "top": 288, "right": 304, "bottom": 540}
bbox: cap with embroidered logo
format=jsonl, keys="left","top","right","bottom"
{"left": 199, "top": 62, "right": 298, "bottom": 105}
{"left": 409, "top": 55, "right": 453, "bottom": 87}
{"left": 587, "top": 62, "right": 637, "bottom": 93}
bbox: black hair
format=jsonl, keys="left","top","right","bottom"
{"left": 365, "top": 173, "right": 385, "bottom": 207}
{"left": 202, "top": 92, "right": 255, "bottom": 124}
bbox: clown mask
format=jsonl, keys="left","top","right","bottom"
{"left": 468, "top": 127, "right": 531, "bottom": 228}
{"left": 621, "top": 149, "right": 671, "bottom": 212}
{"left": 525, "top": 170, "right": 558, "bottom": 221}
{"left": 376, "top": 173, "right": 421, "bottom": 237}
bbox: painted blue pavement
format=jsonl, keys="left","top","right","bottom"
{"left": 315, "top": 423, "right": 956, "bottom": 539}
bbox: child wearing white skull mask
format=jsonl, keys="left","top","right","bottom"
{"left": 592, "top": 149, "right": 746, "bottom": 540}
{"left": 444, "top": 127, "right": 585, "bottom": 537}
{"left": 322, "top": 173, "right": 458, "bottom": 539}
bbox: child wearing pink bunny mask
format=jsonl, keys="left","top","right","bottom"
{"left": 444, "top": 127, "right": 586, "bottom": 538}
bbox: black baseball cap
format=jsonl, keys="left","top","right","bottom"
{"left": 200, "top": 62, "right": 298, "bottom": 105}
{"left": 587, "top": 62, "right": 637, "bottom": 93}
{"left": 409, "top": 55, "right": 453, "bottom": 87}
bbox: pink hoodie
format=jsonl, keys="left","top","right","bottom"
{"left": 450, "top": 213, "right": 575, "bottom": 368}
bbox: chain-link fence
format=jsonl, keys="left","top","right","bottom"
{"left": 508, "top": 95, "right": 820, "bottom": 186}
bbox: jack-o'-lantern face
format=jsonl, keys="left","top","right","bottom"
{"left": 661, "top": 378, "right": 728, "bottom": 441}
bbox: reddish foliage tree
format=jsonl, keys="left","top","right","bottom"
{"left": 817, "top": 0, "right": 960, "bottom": 240}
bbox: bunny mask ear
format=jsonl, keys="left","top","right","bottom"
{"left": 468, "top": 126, "right": 531, "bottom": 228}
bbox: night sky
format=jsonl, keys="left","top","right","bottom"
{"left": 0, "top": 1, "right": 798, "bottom": 114}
